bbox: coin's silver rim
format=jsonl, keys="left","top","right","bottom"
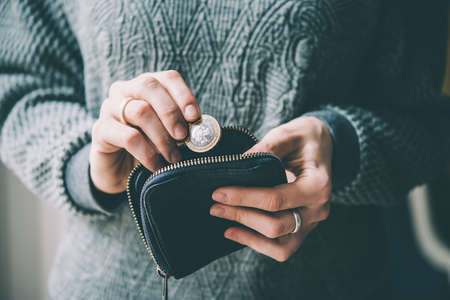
{"left": 185, "top": 114, "right": 221, "bottom": 153}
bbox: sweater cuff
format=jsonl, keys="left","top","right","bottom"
{"left": 303, "top": 109, "right": 360, "bottom": 189}
{"left": 64, "top": 143, "right": 126, "bottom": 215}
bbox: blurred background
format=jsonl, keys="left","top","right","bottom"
{"left": 0, "top": 161, "right": 449, "bottom": 299}
{"left": 0, "top": 163, "right": 65, "bottom": 300}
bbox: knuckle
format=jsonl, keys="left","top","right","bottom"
{"left": 181, "top": 95, "right": 196, "bottom": 106}
{"left": 273, "top": 126, "right": 290, "bottom": 138}
{"left": 159, "top": 105, "right": 180, "bottom": 120}
{"left": 137, "top": 72, "right": 153, "bottom": 80}
{"left": 266, "top": 222, "right": 284, "bottom": 239}
{"left": 265, "top": 193, "right": 282, "bottom": 212}
{"left": 129, "top": 101, "right": 150, "bottom": 121}
{"left": 109, "top": 80, "right": 125, "bottom": 95}
{"left": 139, "top": 76, "right": 160, "bottom": 90}
{"left": 124, "top": 129, "right": 142, "bottom": 149}
{"left": 164, "top": 70, "right": 181, "bottom": 79}
{"left": 275, "top": 248, "right": 292, "bottom": 262}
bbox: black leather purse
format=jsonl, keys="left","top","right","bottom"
{"left": 126, "top": 123, "right": 287, "bottom": 299}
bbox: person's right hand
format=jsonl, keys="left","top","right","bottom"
{"left": 89, "top": 71, "right": 201, "bottom": 194}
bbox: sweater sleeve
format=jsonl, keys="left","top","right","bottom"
{"left": 298, "top": 0, "right": 450, "bottom": 206}
{"left": 65, "top": 143, "right": 126, "bottom": 215}
{"left": 0, "top": 0, "right": 107, "bottom": 216}
{"left": 318, "top": 100, "right": 450, "bottom": 206}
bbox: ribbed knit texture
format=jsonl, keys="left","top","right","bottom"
{"left": 1, "top": 0, "right": 450, "bottom": 299}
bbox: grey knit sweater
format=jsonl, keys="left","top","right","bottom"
{"left": 1, "top": 0, "right": 449, "bottom": 299}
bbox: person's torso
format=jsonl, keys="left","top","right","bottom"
{"left": 49, "top": 1, "right": 417, "bottom": 299}
{"left": 64, "top": 0, "right": 375, "bottom": 138}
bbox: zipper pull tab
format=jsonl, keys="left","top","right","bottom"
{"left": 157, "top": 267, "right": 168, "bottom": 300}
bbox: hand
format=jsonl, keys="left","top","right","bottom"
{"left": 90, "top": 71, "right": 200, "bottom": 194}
{"left": 210, "top": 116, "right": 333, "bottom": 262}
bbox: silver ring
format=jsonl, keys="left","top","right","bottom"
{"left": 119, "top": 97, "right": 134, "bottom": 125}
{"left": 291, "top": 210, "right": 302, "bottom": 234}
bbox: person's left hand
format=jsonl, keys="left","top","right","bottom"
{"left": 210, "top": 116, "right": 333, "bottom": 262}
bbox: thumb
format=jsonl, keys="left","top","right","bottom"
{"left": 244, "top": 142, "right": 267, "bottom": 155}
{"left": 244, "top": 128, "right": 298, "bottom": 159}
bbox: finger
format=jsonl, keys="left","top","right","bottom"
{"left": 244, "top": 125, "right": 298, "bottom": 158}
{"left": 132, "top": 74, "right": 187, "bottom": 140}
{"left": 210, "top": 204, "right": 297, "bottom": 239}
{"left": 110, "top": 76, "right": 188, "bottom": 140}
{"left": 214, "top": 165, "right": 331, "bottom": 210}
{"left": 151, "top": 70, "right": 200, "bottom": 122}
{"left": 213, "top": 183, "right": 304, "bottom": 211}
{"left": 92, "top": 119, "right": 164, "bottom": 171}
{"left": 123, "top": 99, "right": 181, "bottom": 163}
{"left": 224, "top": 227, "right": 302, "bottom": 262}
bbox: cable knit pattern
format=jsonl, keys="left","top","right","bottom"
{"left": 0, "top": 0, "right": 99, "bottom": 216}
{"left": 1, "top": 0, "right": 450, "bottom": 299}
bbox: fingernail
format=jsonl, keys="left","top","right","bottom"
{"left": 170, "top": 150, "right": 182, "bottom": 163}
{"left": 212, "top": 192, "right": 227, "bottom": 202}
{"left": 185, "top": 104, "right": 199, "bottom": 120}
{"left": 210, "top": 206, "right": 225, "bottom": 217}
{"left": 174, "top": 123, "right": 187, "bottom": 140}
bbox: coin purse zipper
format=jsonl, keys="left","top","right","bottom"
{"left": 126, "top": 126, "right": 266, "bottom": 300}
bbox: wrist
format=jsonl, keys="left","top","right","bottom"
{"left": 88, "top": 164, "right": 127, "bottom": 208}
{"left": 302, "top": 109, "right": 360, "bottom": 189}
{"left": 89, "top": 164, "right": 126, "bottom": 195}
{"left": 65, "top": 143, "right": 125, "bottom": 214}
{"left": 89, "top": 148, "right": 128, "bottom": 194}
